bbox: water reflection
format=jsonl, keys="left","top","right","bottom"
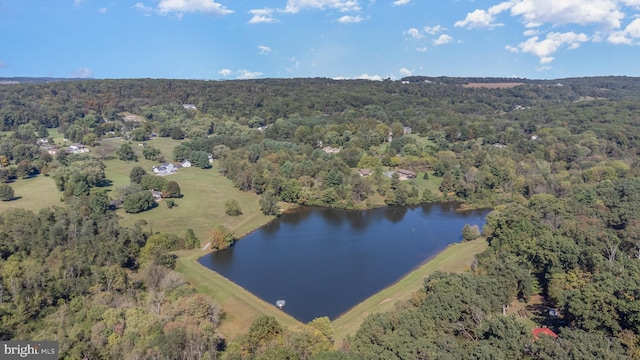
{"left": 200, "top": 203, "right": 491, "bottom": 322}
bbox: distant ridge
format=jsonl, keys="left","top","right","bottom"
{"left": 0, "top": 77, "right": 90, "bottom": 85}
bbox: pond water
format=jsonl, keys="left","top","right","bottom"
{"left": 199, "top": 203, "right": 491, "bottom": 323}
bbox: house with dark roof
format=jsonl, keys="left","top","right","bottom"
{"left": 359, "top": 168, "right": 371, "bottom": 177}
{"left": 396, "top": 169, "right": 416, "bottom": 180}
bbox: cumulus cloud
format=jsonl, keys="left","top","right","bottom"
{"left": 455, "top": 1, "right": 512, "bottom": 29}
{"left": 509, "top": 0, "right": 624, "bottom": 29}
{"left": 416, "top": 46, "right": 428, "bottom": 52}
{"left": 423, "top": 25, "right": 446, "bottom": 34}
{"left": 249, "top": 8, "right": 278, "bottom": 24}
{"left": 356, "top": 73, "right": 384, "bottom": 80}
{"left": 157, "top": 0, "right": 233, "bottom": 17}
{"left": 433, "top": 34, "right": 453, "bottom": 45}
{"left": 237, "top": 69, "right": 263, "bottom": 79}
{"left": 284, "top": 0, "right": 361, "bottom": 14}
{"left": 218, "top": 68, "right": 232, "bottom": 76}
{"left": 337, "top": 15, "right": 364, "bottom": 23}
{"left": 506, "top": 31, "right": 589, "bottom": 63}
{"left": 607, "top": 18, "right": 640, "bottom": 44}
{"left": 405, "top": 27, "right": 424, "bottom": 39}
{"left": 258, "top": 45, "right": 272, "bottom": 54}
{"left": 393, "top": 0, "right": 411, "bottom": 6}
{"left": 399, "top": 68, "right": 412, "bottom": 76}
{"left": 98, "top": 7, "right": 107, "bottom": 13}
{"left": 71, "top": 67, "right": 94, "bottom": 78}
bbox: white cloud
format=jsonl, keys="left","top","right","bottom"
{"left": 423, "top": 25, "right": 445, "bottom": 34}
{"left": 157, "top": 0, "right": 233, "bottom": 16}
{"left": 284, "top": 0, "right": 361, "bottom": 14}
{"left": 454, "top": 1, "right": 512, "bottom": 29}
{"left": 510, "top": 0, "right": 624, "bottom": 29}
{"left": 416, "top": 46, "right": 428, "bottom": 52}
{"left": 523, "top": 29, "right": 540, "bottom": 36}
{"left": 71, "top": 67, "right": 94, "bottom": 78}
{"left": 433, "top": 34, "right": 453, "bottom": 45}
{"left": 357, "top": 74, "right": 384, "bottom": 80}
{"left": 134, "top": 3, "right": 154, "bottom": 15}
{"left": 0, "top": 61, "right": 7, "bottom": 68}
{"left": 98, "top": 7, "right": 107, "bottom": 13}
{"left": 507, "top": 31, "right": 589, "bottom": 63}
{"left": 405, "top": 27, "right": 424, "bottom": 39}
{"left": 607, "top": 18, "right": 640, "bottom": 43}
{"left": 249, "top": 8, "right": 278, "bottom": 24}
{"left": 218, "top": 69, "right": 232, "bottom": 76}
{"left": 399, "top": 68, "right": 412, "bottom": 76}
{"left": 393, "top": 0, "right": 411, "bottom": 6}
{"left": 337, "top": 15, "right": 364, "bottom": 23}
{"left": 237, "top": 69, "right": 263, "bottom": 79}
{"left": 258, "top": 45, "right": 272, "bottom": 54}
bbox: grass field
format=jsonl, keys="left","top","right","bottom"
{"left": 331, "top": 238, "right": 488, "bottom": 347}
{"left": 175, "top": 250, "right": 304, "bottom": 342}
{"left": 99, "top": 137, "right": 273, "bottom": 242}
{"left": 0, "top": 175, "right": 60, "bottom": 212}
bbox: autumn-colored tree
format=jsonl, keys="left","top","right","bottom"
{"left": 209, "top": 224, "right": 235, "bottom": 251}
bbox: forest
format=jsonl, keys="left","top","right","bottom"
{"left": 1, "top": 76, "right": 640, "bottom": 359}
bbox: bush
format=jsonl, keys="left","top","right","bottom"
{"left": 0, "top": 183, "right": 15, "bottom": 201}
{"left": 462, "top": 224, "right": 481, "bottom": 241}
{"left": 224, "top": 199, "right": 243, "bottom": 216}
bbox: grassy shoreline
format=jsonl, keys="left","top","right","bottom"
{"left": 331, "top": 238, "right": 488, "bottom": 346}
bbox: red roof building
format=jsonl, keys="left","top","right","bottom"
{"left": 532, "top": 327, "right": 558, "bottom": 340}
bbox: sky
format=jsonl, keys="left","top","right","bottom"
{"left": 1, "top": 0, "right": 640, "bottom": 80}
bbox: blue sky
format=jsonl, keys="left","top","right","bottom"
{"left": 1, "top": 0, "right": 640, "bottom": 80}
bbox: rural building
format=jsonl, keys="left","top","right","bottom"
{"left": 359, "top": 168, "right": 371, "bottom": 177}
{"left": 403, "top": 126, "right": 412, "bottom": 134}
{"left": 207, "top": 153, "right": 214, "bottom": 163}
{"left": 183, "top": 104, "right": 197, "bottom": 110}
{"left": 532, "top": 327, "right": 558, "bottom": 340}
{"left": 150, "top": 190, "right": 162, "bottom": 200}
{"left": 323, "top": 146, "right": 341, "bottom": 154}
{"left": 68, "top": 144, "right": 89, "bottom": 154}
{"left": 152, "top": 163, "right": 177, "bottom": 176}
{"left": 181, "top": 159, "right": 192, "bottom": 168}
{"left": 396, "top": 169, "right": 416, "bottom": 180}
{"left": 493, "top": 143, "right": 507, "bottom": 149}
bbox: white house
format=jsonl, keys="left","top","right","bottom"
{"left": 181, "top": 159, "right": 192, "bottom": 168}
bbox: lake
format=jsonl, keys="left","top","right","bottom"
{"left": 199, "top": 203, "right": 491, "bottom": 323}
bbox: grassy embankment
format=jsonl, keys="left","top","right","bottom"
{"left": 331, "top": 238, "right": 488, "bottom": 347}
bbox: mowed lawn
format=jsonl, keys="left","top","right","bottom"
{"left": 331, "top": 238, "right": 488, "bottom": 347}
{"left": 0, "top": 175, "right": 60, "bottom": 212}
{"left": 100, "top": 137, "right": 273, "bottom": 242}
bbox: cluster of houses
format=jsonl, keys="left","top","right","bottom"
{"left": 38, "top": 139, "right": 90, "bottom": 156}
{"left": 152, "top": 160, "right": 192, "bottom": 176}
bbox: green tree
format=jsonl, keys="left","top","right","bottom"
{"left": 224, "top": 199, "right": 243, "bottom": 216}
{"left": 123, "top": 191, "right": 155, "bottom": 213}
{"left": 171, "top": 127, "right": 184, "bottom": 140}
{"left": 116, "top": 143, "right": 137, "bottom": 161}
{"left": 140, "top": 173, "right": 167, "bottom": 191}
{"left": 0, "top": 183, "right": 15, "bottom": 201}
{"left": 142, "top": 145, "right": 162, "bottom": 161}
{"left": 129, "top": 166, "right": 147, "bottom": 184}
{"left": 260, "top": 191, "right": 280, "bottom": 216}
{"left": 185, "top": 229, "right": 200, "bottom": 249}
{"left": 162, "top": 181, "right": 181, "bottom": 198}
